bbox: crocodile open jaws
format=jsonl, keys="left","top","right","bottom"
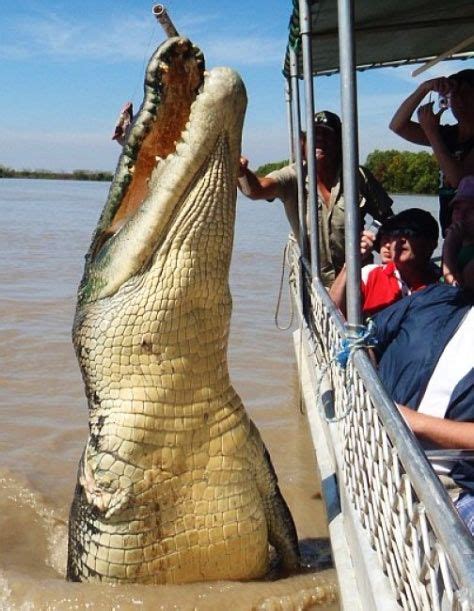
{"left": 67, "top": 35, "right": 299, "bottom": 584}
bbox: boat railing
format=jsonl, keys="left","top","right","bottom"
{"left": 288, "top": 239, "right": 474, "bottom": 610}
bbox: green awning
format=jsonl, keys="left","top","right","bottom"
{"left": 284, "top": 0, "right": 474, "bottom": 77}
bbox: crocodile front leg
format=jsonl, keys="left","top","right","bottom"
{"left": 249, "top": 422, "right": 300, "bottom": 570}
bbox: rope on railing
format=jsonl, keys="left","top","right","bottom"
{"left": 274, "top": 243, "right": 295, "bottom": 331}
{"left": 315, "top": 321, "right": 377, "bottom": 423}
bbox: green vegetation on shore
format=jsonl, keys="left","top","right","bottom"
{"left": 256, "top": 149, "right": 439, "bottom": 195}
{"left": 0, "top": 165, "right": 113, "bottom": 182}
{"left": 255, "top": 160, "right": 289, "bottom": 176}
{"left": 365, "top": 150, "right": 438, "bottom": 195}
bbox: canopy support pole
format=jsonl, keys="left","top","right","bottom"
{"left": 152, "top": 5, "right": 179, "bottom": 37}
{"left": 289, "top": 46, "right": 310, "bottom": 317}
{"left": 285, "top": 79, "right": 295, "bottom": 164}
{"left": 337, "top": 0, "right": 362, "bottom": 331}
{"left": 412, "top": 34, "right": 474, "bottom": 76}
{"left": 299, "top": 0, "right": 321, "bottom": 281}
{"left": 289, "top": 47, "right": 308, "bottom": 264}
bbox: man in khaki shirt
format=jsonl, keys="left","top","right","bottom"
{"left": 238, "top": 111, "right": 393, "bottom": 287}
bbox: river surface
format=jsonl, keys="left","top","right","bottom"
{"left": 0, "top": 178, "right": 437, "bottom": 610}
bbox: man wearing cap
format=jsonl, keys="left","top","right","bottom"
{"left": 329, "top": 208, "right": 440, "bottom": 318}
{"left": 390, "top": 69, "right": 474, "bottom": 234}
{"left": 238, "top": 110, "right": 393, "bottom": 288}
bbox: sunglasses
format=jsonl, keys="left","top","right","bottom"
{"left": 385, "top": 228, "right": 421, "bottom": 238}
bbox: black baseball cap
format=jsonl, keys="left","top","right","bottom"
{"left": 314, "top": 110, "right": 341, "bottom": 136}
{"left": 381, "top": 208, "right": 439, "bottom": 242}
{"left": 450, "top": 69, "right": 474, "bottom": 88}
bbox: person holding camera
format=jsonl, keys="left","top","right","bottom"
{"left": 389, "top": 69, "right": 474, "bottom": 235}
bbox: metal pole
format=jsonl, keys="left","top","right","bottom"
{"left": 285, "top": 80, "right": 295, "bottom": 164}
{"left": 298, "top": 0, "right": 320, "bottom": 281}
{"left": 152, "top": 4, "right": 179, "bottom": 37}
{"left": 337, "top": 0, "right": 362, "bottom": 329}
{"left": 289, "top": 47, "right": 308, "bottom": 263}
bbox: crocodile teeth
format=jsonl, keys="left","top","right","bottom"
{"left": 175, "top": 141, "right": 187, "bottom": 155}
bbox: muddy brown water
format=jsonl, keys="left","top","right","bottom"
{"left": 0, "top": 179, "right": 339, "bottom": 610}
{"left": 0, "top": 179, "right": 436, "bottom": 609}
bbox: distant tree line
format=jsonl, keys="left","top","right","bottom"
{"left": 0, "top": 165, "right": 113, "bottom": 182}
{"left": 255, "top": 160, "right": 289, "bottom": 176}
{"left": 256, "top": 149, "right": 439, "bottom": 195}
{"left": 365, "top": 150, "right": 438, "bottom": 194}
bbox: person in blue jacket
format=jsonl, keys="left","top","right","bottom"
{"left": 372, "top": 254, "right": 474, "bottom": 534}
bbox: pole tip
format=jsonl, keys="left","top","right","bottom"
{"left": 152, "top": 4, "right": 164, "bottom": 17}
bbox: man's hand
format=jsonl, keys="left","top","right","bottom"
{"left": 360, "top": 230, "right": 376, "bottom": 262}
{"left": 419, "top": 77, "right": 451, "bottom": 96}
{"left": 238, "top": 156, "right": 249, "bottom": 177}
{"left": 417, "top": 102, "right": 444, "bottom": 136}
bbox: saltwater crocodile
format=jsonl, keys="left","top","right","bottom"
{"left": 67, "top": 36, "right": 299, "bottom": 584}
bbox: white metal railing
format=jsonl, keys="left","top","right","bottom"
{"left": 288, "top": 240, "right": 474, "bottom": 610}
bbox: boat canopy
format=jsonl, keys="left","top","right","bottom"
{"left": 284, "top": 0, "right": 474, "bottom": 77}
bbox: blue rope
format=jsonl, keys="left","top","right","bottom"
{"left": 335, "top": 321, "right": 377, "bottom": 369}
{"left": 316, "top": 321, "right": 377, "bottom": 423}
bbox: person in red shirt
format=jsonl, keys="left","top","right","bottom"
{"left": 330, "top": 208, "right": 440, "bottom": 318}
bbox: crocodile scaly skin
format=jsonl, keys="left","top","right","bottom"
{"left": 67, "top": 37, "right": 299, "bottom": 584}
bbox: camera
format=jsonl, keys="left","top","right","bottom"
{"left": 366, "top": 219, "right": 382, "bottom": 238}
{"left": 438, "top": 93, "right": 451, "bottom": 110}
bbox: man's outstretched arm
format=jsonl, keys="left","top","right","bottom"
{"left": 237, "top": 156, "right": 280, "bottom": 200}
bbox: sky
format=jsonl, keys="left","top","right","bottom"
{"left": 1, "top": 0, "right": 472, "bottom": 172}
